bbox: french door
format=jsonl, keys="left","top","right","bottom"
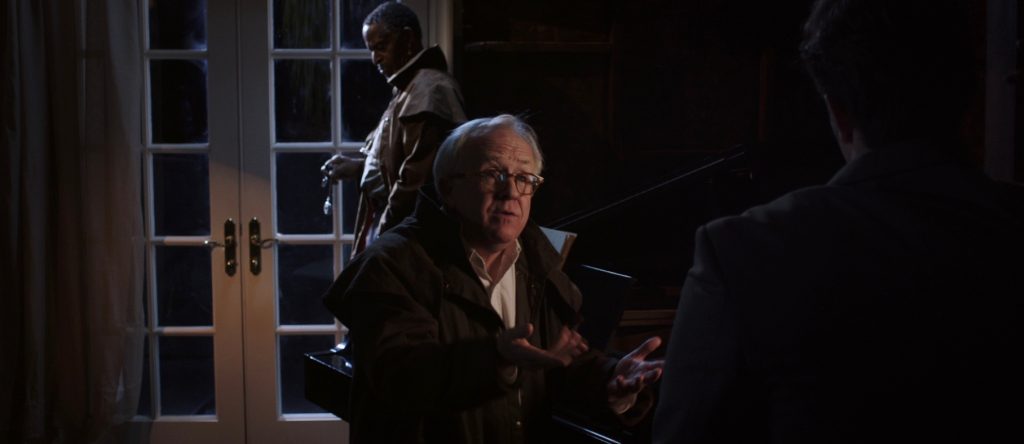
{"left": 138, "top": 1, "right": 446, "bottom": 442}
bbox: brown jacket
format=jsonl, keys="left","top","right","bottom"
{"left": 353, "top": 46, "right": 466, "bottom": 256}
{"left": 324, "top": 196, "right": 618, "bottom": 443}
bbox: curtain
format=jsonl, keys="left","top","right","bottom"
{"left": 1, "top": 0, "right": 145, "bottom": 443}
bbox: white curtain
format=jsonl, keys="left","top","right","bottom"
{"left": 1, "top": 0, "right": 145, "bottom": 443}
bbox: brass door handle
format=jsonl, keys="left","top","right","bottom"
{"left": 203, "top": 218, "right": 238, "bottom": 276}
{"left": 248, "top": 218, "right": 276, "bottom": 275}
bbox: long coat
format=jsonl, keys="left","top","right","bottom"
{"left": 325, "top": 197, "right": 617, "bottom": 444}
{"left": 352, "top": 45, "right": 467, "bottom": 256}
{"left": 654, "top": 143, "right": 1024, "bottom": 443}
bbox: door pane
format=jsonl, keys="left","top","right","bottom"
{"left": 153, "top": 153, "right": 210, "bottom": 236}
{"left": 341, "top": 179, "right": 359, "bottom": 234}
{"left": 280, "top": 335, "right": 335, "bottom": 413}
{"left": 340, "top": 59, "right": 391, "bottom": 142}
{"left": 150, "top": 60, "right": 209, "bottom": 143}
{"left": 274, "top": 0, "right": 331, "bottom": 49}
{"left": 274, "top": 59, "right": 332, "bottom": 142}
{"left": 149, "top": 0, "right": 207, "bottom": 50}
{"left": 160, "top": 336, "right": 216, "bottom": 415}
{"left": 275, "top": 152, "right": 333, "bottom": 234}
{"left": 138, "top": 337, "right": 153, "bottom": 416}
{"left": 156, "top": 246, "right": 213, "bottom": 326}
{"left": 278, "top": 244, "right": 334, "bottom": 325}
{"left": 339, "top": 0, "right": 388, "bottom": 49}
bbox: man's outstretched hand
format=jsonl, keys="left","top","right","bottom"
{"left": 607, "top": 336, "right": 665, "bottom": 415}
{"left": 496, "top": 324, "right": 588, "bottom": 370}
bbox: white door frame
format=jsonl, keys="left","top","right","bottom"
{"left": 237, "top": 1, "right": 450, "bottom": 443}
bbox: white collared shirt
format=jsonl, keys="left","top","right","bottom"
{"left": 467, "top": 242, "right": 521, "bottom": 328}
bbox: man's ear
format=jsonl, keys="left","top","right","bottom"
{"left": 824, "top": 95, "right": 855, "bottom": 144}
{"left": 399, "top": 26, "right": 419, "bottom": 55}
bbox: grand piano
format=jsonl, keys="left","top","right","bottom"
{"left": 305, "top": 145, "right": 759, "bottom": 442}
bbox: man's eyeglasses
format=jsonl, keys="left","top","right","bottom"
{"left": 450, "top": 169, "right": 545, "bottom": 195}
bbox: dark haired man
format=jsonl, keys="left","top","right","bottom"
{"left": 654, "top": 0, "right": 1024, "bottom": 442}
{"left": 321, "top": 1, "right": 466, "bottom": 256}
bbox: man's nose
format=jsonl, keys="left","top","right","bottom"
{"left": 494, "top": 178, "right": 521, "bottom": 199}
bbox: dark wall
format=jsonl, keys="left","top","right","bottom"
{"left": 453, "top": 0, "right": 840, "bottom": 287}
{"left": 451, "top": 0, "right": 987, "bottom": 288}
{"left": 1018, "top": 0, "right": 1024, "bottom": 182}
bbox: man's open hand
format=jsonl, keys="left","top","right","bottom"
{"left": 607, "top": 336, "right": 664, "bottom": 414}
{"left": 496, "top": 323, "right": 588, "bottom": 369}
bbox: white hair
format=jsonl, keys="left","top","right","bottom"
{"left": 433, "top": 114, "right": 544, "bottom": 193}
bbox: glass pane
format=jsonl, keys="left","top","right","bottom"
{"left": 153, "top": 153, "right": 210, "bottom": 236}
{"left": 280, "top": 335, "right": 335, "bottom": 413}
{"left": 341, "top": 179, "right": 359, "bottom": 234}
{"left": 156, "top": 246, "right": 213, "bottom": 326}
{"left": 340, "top": 0, "right": 388, "bottom": 49}
{"left": 276, "top": 152, "right": 333, "bottom": 234}
{"left": 159, "top": 336, "right": 215, "bottom": 415}
{"left": 274, "top": 0, "right": 331, "bottom": 49}
{"left": 279, "top": 244, "right": 335, "bottom": 325}
{"left": 340, "top": 59, "right": 391, "bottom": 142}
{"left": 150, "top": 59, "right": 209, "bottom": 144}
{"left": 275, "top": 59, "right": 331, "bottom": 142}
{"left": 149, "top": 0, "right": 207, "bottom": 50}
{"left": 138, "top": 336, "right": 153, "bottom": 417}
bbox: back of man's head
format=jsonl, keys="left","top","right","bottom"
{"left": 364, "top": 1, "right": 422, "bottom": 42}
{"left": 800, "top": 0, "right": 974, "bottom": 148}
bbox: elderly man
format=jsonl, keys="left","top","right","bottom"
{"left": 654, "top": 1, "right": 1024, "bottom": 442}
{"left": 324, "top": 115, "right": 664, "bottom": 443}
{"left": 321, "top": 1, "right": 466, "bottom": 256}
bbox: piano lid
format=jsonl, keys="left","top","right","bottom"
{"left": 547, "top": 146, "right": 756, "bottom": 292}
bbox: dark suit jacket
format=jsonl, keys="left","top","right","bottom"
{"left": 654, "top": 143, "right": 1024, "bottom": 443}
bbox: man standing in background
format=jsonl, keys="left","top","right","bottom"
{"left": 321, "top": 1, "right": 466, "bottom": 256}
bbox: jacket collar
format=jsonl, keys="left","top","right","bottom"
{"left": 386, "top": 45, "right": 449, "bottom": 91}
{"left": 827, "top": 139, "right": 967, "bottom": 188}
{"left": 400, "top": 193, "right": 581, "bottom": 328}
{"left": 408, "top": 192, "right": 564, "bottom": 289}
